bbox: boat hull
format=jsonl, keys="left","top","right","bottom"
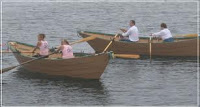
{"left": 9, "top": 41, "right": 110, "bottom": 79}
{"left": 79, "top": 31, "right": 199, "bottom": 57}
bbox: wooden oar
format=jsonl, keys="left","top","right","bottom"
{"left": 103, "top": 33, "right": 119, "bottom": 52}
{"left": 114, "top": 54, "right": 140, "bottom": 59}
{"left": 70, "top": 36, "right": 96, "bottom": 45}
{"left": 174, "top": 33, "right": 198, "bottom": 38}
{"left": 1, "top": 36, "right": 97, "bottom": 73}
{"left": 54, "top": 36, "right": 97, "bottom": 49}
{"left": 1, "top": 52, "right": 56, "bottom": 74}
{"left": 101, "top": 33, "right": 140, "bottom": 59}
{"left": 149, "top": 36, "right": 152, "bottom": 63}
{"left": 1, "top": 51, "right": 32, "bottom": 53}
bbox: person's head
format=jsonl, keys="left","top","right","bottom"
{"left": 61, "top": 39, "right": 69, "bottom": 45}
{"left": 38, "top": 34, "right": 45, "bottom": 41}
{"left": 129, "top": 20, "right": 135, "bottom": 26}
{"left": 160, "top": 23, "right": 167, "bottom": 30}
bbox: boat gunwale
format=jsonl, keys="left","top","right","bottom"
{"left": 78, "top": 31, "right": 199, "bottom": 42}
{"left": 8, "top": 41, "right": 109, "bottom": 61}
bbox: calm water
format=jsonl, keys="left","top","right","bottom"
{"left": 1, "top": 2, "right": 198, "bottom": 106}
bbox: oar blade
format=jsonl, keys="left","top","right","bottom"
{"left": 70, "top": 36, "right": 97, "bottom": 45}
{"left": 174, "top": 34, "right": 198, "bottom": 38}
{"left": 114, "top": 54, "right": 140, "bottom": 59}
{"left": 1, "top": 66, "right": 17, "bottom": 74}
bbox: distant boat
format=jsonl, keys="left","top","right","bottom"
{"left": 78, "top": 31, "right": 199, "bottom": 57}
{"left": 7, "top": 41, "right": 111, "bottom": 79}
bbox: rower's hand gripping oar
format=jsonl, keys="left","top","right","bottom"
{"left": 1, "top": 36, "right": 97, "bottom": 74}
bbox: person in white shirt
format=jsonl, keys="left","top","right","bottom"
{"left": 120, "top": 20, "right": 139, "bottom": 42}
{"left": 150, "top": 23, "right": 174, "bottom": 42}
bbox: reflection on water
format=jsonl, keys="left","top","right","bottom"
{"left": 3, "top": 68, "right": 110, "bottom": 106}
{"left": 2, "top": 55, "right": 197, "bottom": 106}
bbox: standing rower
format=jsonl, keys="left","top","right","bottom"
{"left": 150, "top": 23, "right": 174, "bottom": 42}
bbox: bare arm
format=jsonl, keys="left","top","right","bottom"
{"left": 32, "top": 41, "right": 41, "bottom": 53}
{"left": 55, "top": 45, "right": 63, "bottom": 53}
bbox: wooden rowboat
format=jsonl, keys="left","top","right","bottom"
{"left": 7, "top": 41, "right": 111, "bottom": 79}
{"left": 78, "top": 31, "right": 199, "bottom": 57}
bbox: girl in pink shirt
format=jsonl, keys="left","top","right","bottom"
{"left": 32, "top": 34, "right": 49, "bottom": 57}
{"left": 56, "top": 39, "right": 74, "bottom": 59}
